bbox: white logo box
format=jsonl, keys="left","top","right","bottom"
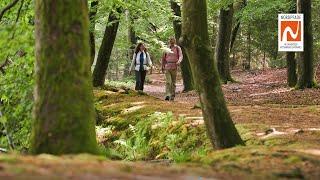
{"left": 278, "top": 14, "right": 304, "bottom": 52}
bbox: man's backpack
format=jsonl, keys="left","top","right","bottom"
{"left": 163, "top": 46, "right": 180, "bottom": 61}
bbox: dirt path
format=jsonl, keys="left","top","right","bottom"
{"left": 145, "top": 69, "right": 320, "bottom": 105}
{"left": 144, "top": 69, "right": 320, "bottom": 130}
{"left": 144, "top": 72, "right": 185, "bottom": 101}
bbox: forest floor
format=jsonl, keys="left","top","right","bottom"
{"left": 145, "top": 68, "right": 320, "bottom": 129}
{"left": 1, "top": 68, "right": 320, "bottom": 179}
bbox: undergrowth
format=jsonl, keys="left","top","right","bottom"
{"left": 103, "top": 112, "right": 211, "bottom": 162}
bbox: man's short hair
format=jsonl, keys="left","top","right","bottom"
{"left": 169, "top": 37, "right": 176, "bottom": 41}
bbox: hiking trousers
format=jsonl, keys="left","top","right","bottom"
{"left": 165, "top": 69, "right": 177, "bottom": 97}
{"left": 135, "top": 70, "right": 147, "bottom": 91}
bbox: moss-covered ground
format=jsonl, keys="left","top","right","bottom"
{"left": 91, "top": 85, "right": 320, "bottom": 179}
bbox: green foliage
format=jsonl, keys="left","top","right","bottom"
{"left": 0, "top": 0, "right": 34, "bottom": 151}
{"left": 105, "top": 79, "right": 135, "bottom": 89}
{"left": 0, "top": 52, "right": 34, "bottom": 151}
{"left": 312, "top": 0, "right": 320, "bottom": 65}
{"left": 232, "top": 0, "right": 290, "bottom": 68}
{"left": 95, "top": 0, "right": 175, "bottom": 81}
{"left": 108, "top": 112, "right": 211, "bottom": 162}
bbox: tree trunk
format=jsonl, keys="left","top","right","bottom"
{"left": 116, "top": 60, "right": 119, "bottom": 80}
{"left": 263, "top": 51, "right": 266, "bottom": 70}
{"left": 170, "top": 0, "right": 194, "bottom": 91}
{"left": 211, "top": 15, "right": 217, "bottom": 59}
{"left": 230, "top": 0, "right": 247, "bottom": 53}
{"left": 181, "top": 0, "right": 244, "bottom": 149}
{"left": 124, "top": 10, "right": 137, "bottom": 77}
{"left": 287, "top": 52, "right": 297, "bottom": 87}
{"left": 89, "top": 0, "right": 99, "bottom": 66}
{"left": 296, "top": 0, "right": 316, "bottom": 88}
{"left": 215, "top": 4, "right": 234, "bottom": 83}
{"left": 231, "top": 51, "right": 236, "bottom": 68}
{"left": 92, "top": 8, "right": 120, "bottom": 87}
{"left": 32, "top": 0, "right": 98, "bottom": 155}
{"left": 230, "top": 22, "right": 240, "bottom": 53}
{"left": 286, "top": 0, "right": 297, "bottom": 87}
{"left": 244, "top": 25, "right": 251, "bottom": 70}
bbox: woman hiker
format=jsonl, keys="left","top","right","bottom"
{"left": 129, "top": 42, "right": 153, "bottom": 91}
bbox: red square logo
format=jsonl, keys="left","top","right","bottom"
{"left": 280, "top": 21, "right": 302, "bottom": 42}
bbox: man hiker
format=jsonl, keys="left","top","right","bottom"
{"left": 162, "top": 37, "right": 183, "bottom": 101}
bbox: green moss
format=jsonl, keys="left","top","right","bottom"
{"left": 70, "top": 154, "right": 107, "bottom": 161}
{"left": 284, "top": 155, "right": 303, "bottom": 164}
{"left": 206, "top": 150, "right": 241, "bottom": 164}
{"left": 273, "top": 168, "right": 305, "bottom": 179}
{"left": 236, "top": 124, "right": 267, "bottom": 145}
{"left": 0, "top": 155, "right": 19, "bottom": 164}
{"left": 295, "top": 79, "right": 318, "bottom": 89}
{"left": 119, "top": 164, "right": 133, "bottom": 173}
{"left": 263, "top": 137, "right": 295, "bottom": 147}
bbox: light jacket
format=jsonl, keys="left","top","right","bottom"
{"left": 129, "top": 51, "right": 153, "bottom": 71}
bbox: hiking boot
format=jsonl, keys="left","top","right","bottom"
{"left": 165, "top": 96, "right": 170, "bottom": 101}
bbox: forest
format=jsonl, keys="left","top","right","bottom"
{"left": 0, "top": 0, "right": 320, "bottom": 179}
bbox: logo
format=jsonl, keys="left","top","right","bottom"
{"left": 281, "top": 21, "right": 301, "bottom": 42}
{"left": 278, "top": 14, "right": 304, "bottom": 52}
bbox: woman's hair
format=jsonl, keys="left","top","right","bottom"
{"left": 135, "top": 42, "right": 148, "bottom": 54}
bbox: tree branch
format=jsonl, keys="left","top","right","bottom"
{"left": 10, "top": 0, "right": 24, "bottom": 39}
{"left": 0, "top": 0, "right": 20, "bottom": 22}
{"left": 229, "top": 0, "right": 247, "bottom": 52}
{"left": 230, "top": 21, "right": 240, "bottom": 51}
{"left": 14, "top": 0, "right": 24, "bottom": 23}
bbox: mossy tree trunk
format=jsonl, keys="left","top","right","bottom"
{"left": 32, "top": 0, "right": 98, "bottom": 155}
{"left": 170, "top": 0, "right": 194, "bottom": 91}
{"left": 296, "top": 0, "right": 317, "bottom": 89}
{"left": 181, "top": 0, "right": 244, "bottom": 149}
{"left": 215, "top": 3, "right": 234, "bottom": 84}
{"left": 92, "top": 8, "right": 121, "bottom": 87}
{"left": 89, "top": 0, "right": 99, "bottom": 66}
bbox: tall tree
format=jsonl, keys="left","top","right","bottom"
{"left": 32, "top": 0, "right": 98, "bottom": 154}
{"left": 296, "top": 0, "right": 317, "bottom": 88}
{"left": 92, "top": 8, "right": 121, "bottom": 87}
{"left": 170, "top": 0, "right": 194, "bottom": 91}
{"left": 230, "top": 0, "right": 247, "bottom": 53}
{"left": 244, "top": 25, "right": 251, "bottom": 70}
{"left": 215, "top": 3, "right": 234, "bottom": 83}
{"left": 181, "top": 0, "right": 244, "bottom": 149}
{"left": 123, "top": 10, "right": 137, "bottom": 77}
{"left": 89, "top": 0, "right": 99, "bottom": 65}
{"left": 287, "top": 52, "right": 297, "bottom": 87}
{"left": 287, "top": 0, "right": 297, "bottom": 87}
